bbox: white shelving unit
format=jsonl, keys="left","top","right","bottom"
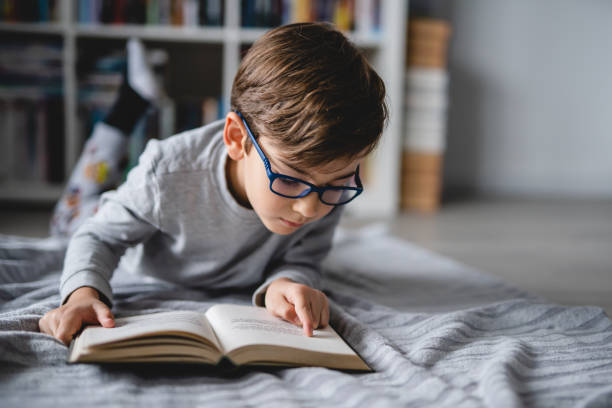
{"left": 0, "top": 0, "right": 407, "bottom": 218}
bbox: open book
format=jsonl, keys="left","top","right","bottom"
{"left": 69, "top": 304, "right": 371, "bottom": 371}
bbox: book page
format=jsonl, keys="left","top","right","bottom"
{"left": 205, "top": 304, "right": 357, "bottom": 356}
{"left": 78, "top": 310, "right": 221, "bottom": 351}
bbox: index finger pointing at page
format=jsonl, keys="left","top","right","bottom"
{"left": 295, "top": 302, "right": 313, "bottom": 337}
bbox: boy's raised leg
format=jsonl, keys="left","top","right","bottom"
{"left": 50, "top": 39, "right": 161, "bottom": 238}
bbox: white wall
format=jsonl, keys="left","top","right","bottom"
{"left": 441, "top": 0, "right": 612, "bottom": 197}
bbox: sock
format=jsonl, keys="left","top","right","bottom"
{"left": 126, "top": 37, "right": 159, "bottom": 102}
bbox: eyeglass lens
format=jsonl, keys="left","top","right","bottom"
{"left": 270, "top": 175, "right": 359, "bottom": 204}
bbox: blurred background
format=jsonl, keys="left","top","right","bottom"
{"left": 0, "top": 1, "right": 610, "bottom": 313}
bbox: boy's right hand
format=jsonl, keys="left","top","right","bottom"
{"left": 38, "top": 286, "right": 115, "bottom": 346}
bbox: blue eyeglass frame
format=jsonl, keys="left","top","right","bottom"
{"left": 235, "top": 111, "right": 363, "bottom": 206}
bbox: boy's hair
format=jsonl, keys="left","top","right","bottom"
{"left": 231, "top": 22, "right": 388, "bottom": 170}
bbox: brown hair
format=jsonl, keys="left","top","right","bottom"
{"left": 231, "top": 22, "right": 388, "bottom": 169}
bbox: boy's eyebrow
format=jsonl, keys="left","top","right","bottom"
{"left": 276, "top": 157, "right": 308, "bottom": 176}
{"left": 274, "top": 157, "right": 356, "bottom": 182}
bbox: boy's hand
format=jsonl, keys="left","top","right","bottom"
{"left": 38, "top": 286, "right": 115, "bottom": 346}
{"left": 264, "top": 278, "right": 329, "bottom": 337}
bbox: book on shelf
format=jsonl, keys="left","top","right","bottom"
{"left": 0, "top": 41, "right": 65, "bottom": 184}
{"left": 74, "top": 0, "right": 380, "bottom": 35}
{"left": 69, "top": 303, "right": 371, "bottom": 371}
{"left": 0, "top": 41, "right": 63, "bottom": 92}
{"left": 0, "top": 0, "right": 59, "bottom": 23}
{"left": 241, "top": 0, "right": 381, "bottom": 34}
{"left": 241, "top": 0, "right": 283, "bottom": 28}
{"left": 0, "top": 96, "right": 65, "bottom": 184}
{"left": 77, "top": 0, "right": 225, "bottom": 27}
{"left": 175, "top": 96, "right": 222, "bottom": 133}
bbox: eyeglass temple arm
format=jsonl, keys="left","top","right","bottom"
{"left": 235, "top": 111, "right": 271, "bottom": 172}
{"left": 355, "top": 165, "right": 363, "bottom": 188}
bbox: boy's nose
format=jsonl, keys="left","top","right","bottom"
{"left": 292, "top": 192, "right": 320, "bottom": 219}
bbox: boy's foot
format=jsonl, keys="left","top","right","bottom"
{"left": 50, "top": 38, "right": 162, "bottom": 238}
{"left": 126, "top": 37, "right": 159, "bottom": 103}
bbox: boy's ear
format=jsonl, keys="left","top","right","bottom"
{"left": 223, "top": 112, "right": 248, "bottom": 161}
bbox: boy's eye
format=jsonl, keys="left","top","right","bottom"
{"left": 272, "top": 177, "right": 309, "bottom": 196}
{"left": 330, "top": 175, "right": 356, "bottom": 188}
{"left": 278, "top": 178, "right": 299, "bottom": 187}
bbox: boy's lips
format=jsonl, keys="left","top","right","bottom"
{"left": 280, "top": 218, "right": 305, "bottom": 228}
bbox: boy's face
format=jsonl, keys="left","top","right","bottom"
{"left": 224, "top": 113, "right": 363, "bottom": 235}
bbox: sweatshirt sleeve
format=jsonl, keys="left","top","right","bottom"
{"left": 59, "top": 140, "right": 163, "bottom": 307}
{"left": 251, "top": 206, "right": 344, "bottom": 306}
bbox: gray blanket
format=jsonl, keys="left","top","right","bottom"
{"left": 1, "top": 227, "right": 611, "bottom": 408}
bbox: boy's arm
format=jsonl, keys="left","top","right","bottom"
{"left": 252, "top": 206, "right": 343, "bottom": 307}
{"left": 60, "top": 140, "right": 163, "bottom": 307}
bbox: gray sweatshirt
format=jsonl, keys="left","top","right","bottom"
{"left": 59, "top": 119, "right": 342, "bottom": 307}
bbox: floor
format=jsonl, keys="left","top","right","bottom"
{"left": 1, "top": 197, "right": 611, "bottom": 315}
{"left": 346, "top": 198, "right": 612, "bottom": 316}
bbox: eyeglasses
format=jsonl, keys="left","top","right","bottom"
{"left": 236, "top": 111, "right": 363, "bottom": 206}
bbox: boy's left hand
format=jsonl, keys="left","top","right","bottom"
{"left": 265, "top": 277, "right": 329, "bottom": 337}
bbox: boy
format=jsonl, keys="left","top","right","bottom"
{"left": 39, "top": 22, "right": 387, "bottom": 345}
